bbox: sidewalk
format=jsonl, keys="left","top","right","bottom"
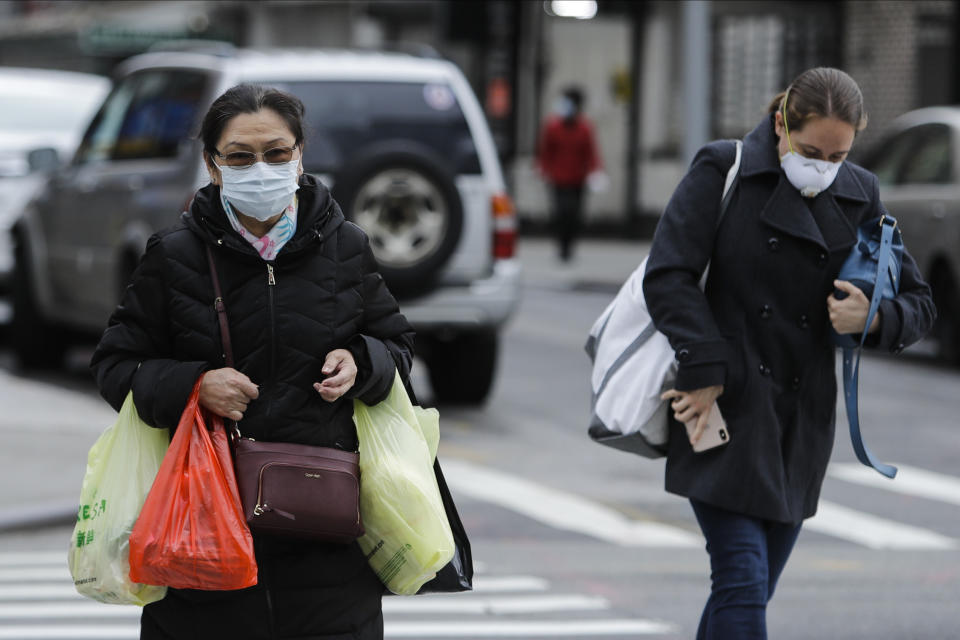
{"left": 517, "top": 235, "right": 650, "bottom": 292}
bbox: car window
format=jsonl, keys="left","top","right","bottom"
{"left": 900, "top": 124, "right": 951, "bottom": 184}
{"left": 869, "top": 123, "right": 953, "bottom": 186}
{"left": 270, "top": 81, "right": 482, "bottom": 175}
{"left": 76, "top": 70, "right": 208, "bottom": 163}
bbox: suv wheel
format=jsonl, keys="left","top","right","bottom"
{"left": 932, "top": 267, "right": 960, "bottom": 366}
{"left": 11, "top": 240, "right": 67, "bottom": 369}
{"left": 422, "top": 331, "right": 498, "bottom": 406}
{"left": 335, "top": 151, "right": 463, "bottom": 297}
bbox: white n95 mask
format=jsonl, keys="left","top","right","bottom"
{"left": 218, "top": 160, "right": 300, "bottom": 221}
{"left": 780, "top": 151, "right": 841, "bottom": 198}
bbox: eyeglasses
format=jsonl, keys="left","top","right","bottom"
{"left": 212, "top": 145, "right": 299, "bottom": 168}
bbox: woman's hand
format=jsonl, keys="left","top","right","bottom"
{"left": 661, "top": 385, "right": 724, "bottom": 446}
{"left": 314, "top": 349, "right": 358, "bottom": 402}
{"left": 199, "top": 368, "right": 259, "bottom": 421}
{"left": 828, "top": 280, "right": 881, "bottom": 335}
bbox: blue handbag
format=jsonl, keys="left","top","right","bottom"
{"left": 832, "top": 215, "right": 903, "bottom": 478}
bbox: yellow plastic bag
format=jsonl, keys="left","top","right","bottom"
{"left": 354, "top": 372, "right": 454, "bottom": 595}
{"left": 67, "top": 391, "right": 169, "bottom": 605}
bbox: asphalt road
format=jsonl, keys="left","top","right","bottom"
{"left": 1, "top": 238, "right": 959, "bottom": 639}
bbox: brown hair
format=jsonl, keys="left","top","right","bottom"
{"left": 767, "top": 67, "right": 868, "bottom": 133}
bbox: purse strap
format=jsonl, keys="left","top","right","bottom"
{"left": 205, "top": 244, "right": 243, "bottom": 440}
{"left": 205, "top": 244, "right": 235, "bottom": 369}
{"left": 841, "top": 216, "right": 898, "bottom": 479}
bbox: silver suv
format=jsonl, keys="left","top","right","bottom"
{"left": 14, "top": 48, "right": 521, "bottom": 404}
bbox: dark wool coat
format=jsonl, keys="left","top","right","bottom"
{"left": 90, "top": 175, "right": 414, "bottom": 640}
{"left": 643, "top": 115, "right": 936, "bottom": 524}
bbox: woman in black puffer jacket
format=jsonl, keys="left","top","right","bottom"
{"left": 90, "top": 84, "right": 414, "bottom": 640}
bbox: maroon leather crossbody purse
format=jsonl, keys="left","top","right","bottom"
{"left": 206, "top": 245, "right": 364, "bottom": 543}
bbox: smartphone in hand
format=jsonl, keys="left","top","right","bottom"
{"left": 684, "top": 402, "right": 730, "bottom": 453}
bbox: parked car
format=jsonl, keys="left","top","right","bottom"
{"left": 858, "top": 106, "right": 960, "bottom": 365}
{"left": 14, "top": 48, "right": 520, "bottom": 404}
{"left": 0, "top": 68, "right": 109, "bottom": 290}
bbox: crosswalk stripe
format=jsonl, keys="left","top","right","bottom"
{"left": 830, "top": 463, "right": 960, "bottom": 507}
{"left": 442, "top": 459, "right": 701, "bottom": 548}
{"left": 0, "top": 585, "right": 81, "bottom": 601}
{"left": 0, "top": 567, "right": 71, "bottom": 582}
{"left": 0, "top": 553, "right": 66, "bottom": 566}
{"left": 0, "top": 628, "right": 138, "bottom": 639}
{"left": 384, "top": 619, "right": 678, "bottom": 636}
{"left": 806, "top": 501, "right": 958, "bottom": 550}
{"left": 383, "top": 594, "right": 609, "bottom": 615}
{"left": 471, "top": 576, "right": 549, "bottom": 592}
{"left": 0, "top": 576, "right": 548, "bottom": 601}
{"left": 0, "top": 595, "right": 609, "bottom": 619}
{"left": 0, "top": 603, "right": 138, "bottom": 619}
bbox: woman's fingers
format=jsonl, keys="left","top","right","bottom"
{"left": 689, "top": 410, "right": 711, "bottom": 445}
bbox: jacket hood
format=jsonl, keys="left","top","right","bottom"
{"left": 182, "top": 173, "right": 346, "bottom": 257}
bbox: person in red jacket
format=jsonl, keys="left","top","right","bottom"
{"left": 536, "top": 86, "right": 603, "bottom": 261}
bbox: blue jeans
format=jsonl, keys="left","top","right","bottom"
{"left": 690, "top": 499, "right": 802, "bottom": 640}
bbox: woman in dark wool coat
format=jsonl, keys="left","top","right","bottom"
{"left": 91, "top": 84, "right": 414, "bottom": 639}
{"left": 643, "top": 67, "right": 935, "bottom": 639}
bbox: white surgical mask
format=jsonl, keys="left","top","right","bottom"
{"left": 554, "top": 97, "right": 574, "bottom": 119}
{"left": 218, "top": 159, "right": 300, "bottom": 221}
{"left": 779, "top": 89, "right": 842, "bottom": 198}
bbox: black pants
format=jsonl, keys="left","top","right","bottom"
{"left": 551, "top": 185, "right": 584, "bottom": 260}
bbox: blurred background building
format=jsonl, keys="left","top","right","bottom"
{"left": 0, "top": 0, "right": 956, "bottom": 235}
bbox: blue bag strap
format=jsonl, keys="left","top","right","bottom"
{"left": 842, "top": 216, "right": 898, "bottom": 479}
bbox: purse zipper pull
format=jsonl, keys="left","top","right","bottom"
{"left": 255, "top": 502, "right": 296, "bottom": 520}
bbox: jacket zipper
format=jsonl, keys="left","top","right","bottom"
{"left": 253, "top": 461, "right": 362, "bottom": 527}
{"left": 266, "top": 263, "right": 276, "bottom": 416}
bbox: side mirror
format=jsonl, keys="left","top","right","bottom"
{"left": 27, "top": 147, "right": 60, "bottom": 173}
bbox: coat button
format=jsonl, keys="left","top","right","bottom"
{"left": 798, "top": 314, "right": 809, "bottom": 329}
{"left": 759, "top": 304, "right": 772, "bottom": 319}
{"left": 817, "top": 251, "right": 828, "bottom": 266}
{"left": 768, "top": 237, "right": 781, "bottom": 252}
{"left": 792, "top": 377, "right": 801, "bottom": 390}
{"left": 677, "top": 348, "right": 691, "bottom": 362}
{"left": 759, "top": 363, "right": 771, "bottom": 376}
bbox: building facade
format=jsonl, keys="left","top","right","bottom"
{"left": 0, "top": 0, "right": 955, "bottom": 232}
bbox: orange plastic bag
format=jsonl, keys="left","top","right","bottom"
{"left": 129, "top": 376, "right": 257, "bottom": 590}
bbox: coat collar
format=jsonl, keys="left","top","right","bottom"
{"left": 740, "top": 114, "right": 868, "bottom": 251}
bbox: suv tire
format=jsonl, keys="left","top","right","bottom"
{"left": 932, "top": 267, "right": 960, "bottom": 366}
{"left": 422, "top": 330, "right": 498, "bottom": 405}
{"left": 11, "top": 239, "right": 67, "bottom": 369}
{"left": 334, "top": 148, "right": 463, "bottom": 297}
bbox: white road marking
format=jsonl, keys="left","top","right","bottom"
{"left": 806, "top": 501, "right": 958, "bottom": 550}
{"left": 442, "top": 459, "right": 701, "bottom": 548}
{"left": 0, "top": 595, "right": 609, "bottom": 619}
{"left": 384, "top": 619, "right": 678, "bottom": 636}
{"left": 0, "top": 603, "right": 138, "bottom": 619}
{"left": 0, "top": 552, "right": 67, "bottom": 566}
{"left": 383, "top": 594, "right": 609, "bottom": 615}
{"left": 0, "top": 585, "right": 82, "bottom": 600}
{"left": 0, "top": 628, "right": 138, "bottom": 639}
{"left": 0, "top": 567, "right": 71, "bottom": 582}
{"left": 830, "top": 463, "right": 960, "bottom": 507}
{"left": 471, "top": 576, "right": 550, "bottom": 592}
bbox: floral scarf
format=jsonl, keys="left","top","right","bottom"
{"left": 220, "top": 193, "right": 298, "bottom": 261}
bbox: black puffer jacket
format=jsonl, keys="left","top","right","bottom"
{"left": 90, "top": 175, "right": 414, "bottom": 640}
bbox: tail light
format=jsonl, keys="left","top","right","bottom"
{"left": 492, "top": 193, "right": 517, "bottom": 259}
